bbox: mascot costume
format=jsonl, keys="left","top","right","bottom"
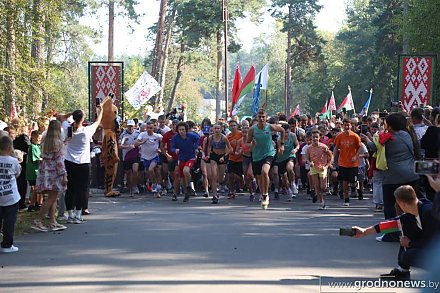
{"left": 101, "top": 97, "right": 121, "bottom": 197}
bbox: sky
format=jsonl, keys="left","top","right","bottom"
{"left": 87, "top": 0, "right": 347, "bottom": 57}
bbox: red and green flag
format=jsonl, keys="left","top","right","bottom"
{"left": 231, "top": 65, "right": 256, "bottom": 116}
{"left": 379, "top": 219, "right": 401, "bottom": 234}
{"left": 337, "top": 87, "right": 356, "bottom": 112}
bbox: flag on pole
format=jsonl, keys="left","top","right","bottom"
{"left": 359, "top": 88, "right": 373, "bottom": 116}
{"left": 379, "top": 219, "right": 401, "bottom": 234}
{"left": 229, "top": 65, "right": 241, "bottom": 117}
{"left": 321, "top": 100, "right": 328, "bottom": 115}
{"left": 288, "top": 104, "right": 300, "bottom": 119}
{"left": 125, "top": 71, "right": 162, "bottom": 110}
{"left": 320, "top": 100, "right": 331, "bottom": 120}
{"left": 337, "top": 87, "right": 355, "bottom": 112}
{"left": 328, "top": 91, "right": 337, "bottom": 111}
{"left": 255, "top": 64, "right": 269, "bottom": 90}
{"left": 252, "top": 73, "right": 262, "bottom": 116}
{"left": 231, "top": 65, "right": 256, "bottom": 116}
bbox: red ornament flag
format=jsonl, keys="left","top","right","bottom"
{"left": 328, "top": 91, "right": 337, "bottom": 111}
{"left": 288, "top": 104, "right": 300, "bottom": 119}
{"left": 229, "top": 66, "right": 241, "bottom": 117}
{"left": 321, "top": 100, "right": 328, "bottom": 114}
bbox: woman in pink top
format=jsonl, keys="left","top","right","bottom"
{"left": 306, "top": 130, "right": 333, "bottom": 210}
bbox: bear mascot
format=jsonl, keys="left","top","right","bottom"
{"left": 101, "top": 97, "right": 121, "bottom": 197}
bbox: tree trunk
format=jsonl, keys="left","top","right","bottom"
{"left": 167, "top": 42, "right": 185, "bottom": 112}
{"left": 215, "top": 31, "right": 223, "bottom": 120}
{"left": 42, "top": 20, "right": 53, "bottom": 110}
{"left": 152, "top": 0, "right": 167, "bottom": 79}
{"left": 285, "top": 5, "right": 293, "bottom": 115}
{"left": 5, "top": 0, "right": 17, "bottom": 116}
{"left": 158, "top": 7, "right": 176, "bottom": 112}
{"left": 31, "top": 0, "right": 45, "bottom": 116}
{"left": 108, "top": 0, "right": 114, "bottom": 62}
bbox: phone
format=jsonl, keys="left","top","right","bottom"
{"left": 414, "top": 161, "right": 440, "bottom": 175}
{"left": 339, "top": 228, "right": 356, "bottom": 237}
{"left": 96, "top": 97, "right": 100, "bottom": 107}
{"left": 67, "top": 126, "right": 73, "bottom": 138}
{"left": 361, "top": 124, "right": 368, "bottom": 134}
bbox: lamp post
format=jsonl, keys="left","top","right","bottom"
{"left": 285, "top": 45, "right": 315, "bottom": 115}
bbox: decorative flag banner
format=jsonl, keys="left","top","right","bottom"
{"left": 398, "top": 55, "right": 436, "bottom": 112}
{"left": 252, "top": 73, "right": 262, "bottom": 116}
{"left": 320, "top": 100, "right": 331, "bottom": 120}
{"left": 229, "top": 65, "right": 242, "bottom": 117}
{"left": 379, "top": 219, "right": 401, "bottom": 234}
{"left": 337, "top": 87, "right": 355, "bottom": 112}
{"left": 328, "top": 91, "right": 337, "bottom": 111}
{"left": 288, "top": 104, "right": 300, "bottom": 119}
{"left": 232, "top": 65, "right": 256, "bottom": 116}
{"left": 92, "top": 65, "right": 121, "bottom": 107}
{"left": 125, "top": 71, "right": 162, "bottom": 110}
{"left": 359, "top": 88, "right": 373, "bottom": 116}
{"left": 321, "top": 100, "right": 328, "bottom": 115}
{"left": 255, "top": 64, "right": 269, "bottom": 90}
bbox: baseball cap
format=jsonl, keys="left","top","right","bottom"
{"left": 127, "top": 119, "right": 135, "bottom": 126}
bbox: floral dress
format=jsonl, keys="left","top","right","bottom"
{"left": 35, "top": 146, "right": 67, "bottom": 192}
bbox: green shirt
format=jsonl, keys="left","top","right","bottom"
{"left": 25, "top": 143, "right": 40, "bottom": 181}
{"left": 276, "top": 132, "right": 296, "bottom": 162}
{"left": 252, "top": 123, "right": 275, "bottom": 162}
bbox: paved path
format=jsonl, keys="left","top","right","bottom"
{"left": 0, "top": 190, "right": 427, "bottom": 292}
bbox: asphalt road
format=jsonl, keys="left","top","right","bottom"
{"left": 0, "top": 189, "right": 430, "bottom": 292}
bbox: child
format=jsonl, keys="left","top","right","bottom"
{"left": 0, "top": 136, "right": 22, "bottom": 253}
{"left": 26, "top": 131, "right": 42, "bottom": 212}
{"left": 32, "top": 120, "right": 68, "bottom": 232}
{"left": 306, "top": 130, "right": 333, "bottom": 210}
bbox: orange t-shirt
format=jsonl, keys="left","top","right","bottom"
{"left": 334, "top": 131, "right": 361, "bottom": 168}
{"left": 227, "top": 131, "right": 242, "bottom": 162}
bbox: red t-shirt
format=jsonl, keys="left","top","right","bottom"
{"left": 161, "top": 130, "right": 178, "bottom": 160}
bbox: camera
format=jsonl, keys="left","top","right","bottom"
{"left": 414, "top": 161, "right": 440, "bottom": 175}
{"left": 390, "top": 101, "right": 402, "bottom": 108}
{"left": 339, "top": 228, "right": 356, "bottom": 237}
{"left": 67, "top": 126, "right": 73, "bottom": 138}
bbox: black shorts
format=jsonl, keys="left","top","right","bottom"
{"left": 338, "top": 166, "right": 358, "bottom": 183}
{"left": 277, "top": 158, "right": 294, "bottom": 174}
{"left": 168, "top": 159, "right": 178, "bottom": 172}
{"left": 28, "top": 180, "right": 36, "bottom": 186}
{"left": 123, "top": 159, "right": 139, "bottom": 171}
{"left": 252, "top": 156, "right": 273, "bottom": 176}
{"left": 159, "top": 154, "right": 167, "bottom": 165}
{"left": 227, "top": 160, "right": 243, "bottom": 176}
{"left": 210, "top": 153, "right": 227, "bottom": 165}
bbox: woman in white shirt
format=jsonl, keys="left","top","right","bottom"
{"left": 64, "top": 102, "right": 104, "bottom": 224}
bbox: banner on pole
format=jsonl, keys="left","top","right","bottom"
{"left": 125, "top": 71, "right": 162, "bottom": 110}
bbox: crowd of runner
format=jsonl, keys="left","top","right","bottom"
{"left": 0, "top": 103, "right": 439, "bottom": 265}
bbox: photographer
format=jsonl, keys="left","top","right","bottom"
{"left": 352, "top": 185, "right": 440, "bottom": 280}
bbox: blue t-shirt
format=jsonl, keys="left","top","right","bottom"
{"left": 171, "top": 132, "right": 200, "bottom": 162}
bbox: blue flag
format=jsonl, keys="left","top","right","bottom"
{"left": 359, "top": 88, "right": 373, "bottom": 116}
{"left": 252, "top": 74, "right": 262, "bottom": 116}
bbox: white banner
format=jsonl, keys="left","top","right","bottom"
{"left": 125, "top": 71, "right": 162, "bottom": 110}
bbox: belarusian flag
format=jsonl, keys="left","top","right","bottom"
{"left": 379, "top": 219, "right": 401, "bottom": 234}
{"left": 231, "top": 65, "right": 256, "bottom": 116}
{"left": 288, "top": 104, "right": 300, "bottom": 119}
{"left": 337, "top": 88, "right": 356, "bottom": 112}
{"left": 229, "top": 65, "right": 241, "bottom": 117}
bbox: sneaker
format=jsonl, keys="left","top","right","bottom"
{"left": 202, "top": 192, "right": 209, "bottom": 198}
{"left": 380, "top": 268, "right": 410, "bottom": 280}
{"left": 312, "top": 195, "right": 318, "bottom": 203}
{"left": 187, "top": 187, "right": 196, "bottom": 197}
{"left": 0, "top": 245, "right": 19, "bottom": 253}
{"left": 261, "top": 195, "right": 270, "bottom": 209}
{"left": 57, "top": 214, "right": 69, "bottom": 222}
{"left": 318, "top": 204, "right": 327, "bottom": 210}
{"left": 183, "top": 194, "right": 190, "bottom": 202}
{"left": 291, "top": 183, "right": 298, "bottom": 195}
{"left": 342, "top": 202, "right": 350, "bottom": 207}
{"left": 31, "top": 220, "right": 48, "bottom": 232}
{"left": 155, "top": 192, "right": 161, "bottom": 198}
{"left": 212, "top": 196, "right": 219, "bottom": 204}
{"left": 132, "top": 186, "right": 140, "bottom": 194}
{"left": 274, "top": 192, "right": 279, "bottom": 200}
{"left": 249, "top": 194, "right": 255, "bottom": 202}
{"left": 49, "top": 223, "right": 67, "bottom": 231}
{"left": 67, "top": 217, "right": 81, "bottom": 224}
{"left": 358, "top": 193, "right": 364, "bottom": 200}
{"left": 152, "top": 184, "right": 157, "bottom": 193}
{"left": 172, "top": 194, "right": 177, "bottom": 201}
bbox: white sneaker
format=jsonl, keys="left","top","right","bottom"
{"left": 57, "top": 214, "right": 69, "bottom": 222}
{"left": 132, "top": 187, "right": 140, "bottom": 194}
{"left": 0, "top": 245, "right": 19, "bottom": 253}
{"left": 343, "top": 202, "right": 350, "bottom": 207}
{"left": 287, "top": 188, "right": 293, "bottom": 198}
{"left": 291, "top": 183, "right": 298, "bottom": 195}
{"left": 318, "top": 204, "right": 327, "bottom": 210}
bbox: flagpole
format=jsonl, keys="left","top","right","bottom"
{"left": 265, "top": 90, "right": 268, "bottom": 111}
{"left": 223, "top": 0, "right": 229, "bottom": 119}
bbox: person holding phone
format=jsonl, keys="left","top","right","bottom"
{"left": 64, "top": 97, "right": 106, "bottom": 224}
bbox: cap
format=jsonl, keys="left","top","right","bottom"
{"left": 127, "top": 119, "right": 135, "bottom": 126}
{"left": 202, "top": 126, "right": 210, "bottom": 134}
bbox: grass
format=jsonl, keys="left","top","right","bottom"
{"left": 15, "top": 210, "right": 36, "bottom": 236}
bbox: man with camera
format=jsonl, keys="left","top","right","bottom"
{"left": 352, "top": 185, "right": 440, "bottom": 280}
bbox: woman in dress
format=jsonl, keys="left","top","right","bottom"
{"left": 32, "top": 120, "right": 68, "bottom": 232}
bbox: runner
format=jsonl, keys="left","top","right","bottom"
{"left": 226, "top": 120, "right": 242, "bottom": 200}
{"left": 276, "top": 123, "right": 299, "bottom": 200}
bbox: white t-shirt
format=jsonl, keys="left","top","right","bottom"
{"left": 0, "top": 156, "right": 21, "bottom": 207}
{"left": 65, "top": 124, "right": 97, "bottom": 164}
{"left": 301, "top": 144, "right": 310, "bottom": 170}
{"left": 358, "top": 143, "right": 368, "bottom": 168}
{"left": 159, "top": 125, "right": 171, "bottom": 134}
{"left": 119, "top": 129, "right": 140, "bottom": 160}
{"left": 137, "top": 132, "right": 163, "bottom": 160}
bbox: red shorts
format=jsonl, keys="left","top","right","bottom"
{"left": 178, "top": 159, "right": 195, "bottom": 177}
